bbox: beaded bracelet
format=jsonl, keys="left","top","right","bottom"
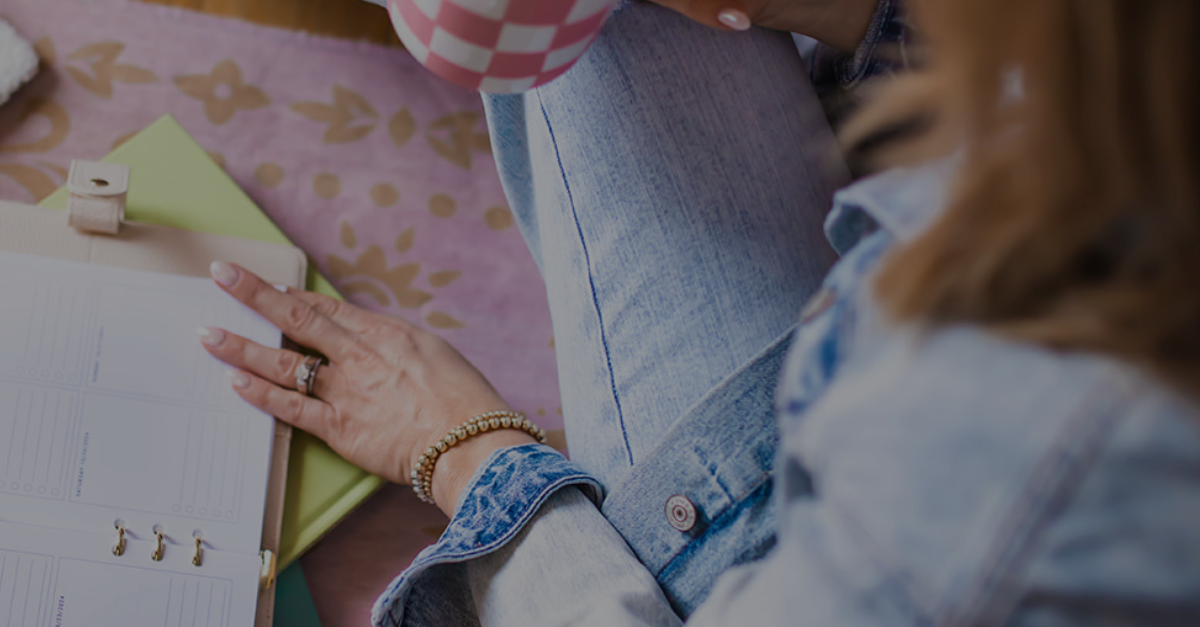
{"left": 411, "top": 410, "right": 547, "bottom": 505}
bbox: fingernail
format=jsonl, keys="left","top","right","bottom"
{"left": 196, "top": 327, "right": 226, "bottom": 346}
{"left": 227, "top": 370, "right": 251, "bottom": 389}
{"left": 210, "top": 261, "right": 239, "bottom": 287}
{"left": 717, "top": 8, "right": 751, "bottom": 31}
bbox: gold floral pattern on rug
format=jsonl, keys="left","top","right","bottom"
{"left": 64, "top": 41, "right": 157, "bottom": 99}
{"left": 313, "top": 172, "right": 341, "bottom": 199}
{"left": 39, "top": 161, "right": 68, "bottom": 180}
{"left": 395, "top": 228, "right": 415, "bottom": 253}
{"left": 285, "top": 90, "right": 424, "bottom": 151}
{"left": 425, "top": 312, "right": 464, "bottom": 329}
{"left": 0, "top": 97, "right": 71, "bottom": 200}
{"left": 255, "top": 162, "right": 285, "bottom": 188}
{"left": 428, "top": 193, "right": 456, "bottom": 218}
{"left": 371, "top": 183, "right": 399, "bottom": 207}
{"left": 389, "top": 109, "right": 416, "bottom": 147}
{"left": 328, "top": 223, "right": 466, "bottom": 329}
{"left": 425, "top": 309, "right": 464, "bottom": 330}
{"left": 427, "top": 270, "right": 460, "bottom": 287}
{"left": 425, "top": 111, "right": 491, "bottom": 170}
{"left": 32, "top": 37, "right": 56, "bottom": 64}
{"left": 174, "top": 59, "right": 270, "bottom": 125}
{"left": 327, "top": 244, "right": 431, "bottom": 308}
{"left": 0, "top": 163, "right": 59, "bottom": 200}
{"left": 340, "top": 222, "right": 358, "bottom": 249}
{"left": 0, "top": 98, "right": 70, "bottom": 154}
{"left": 290, "top": 85, "right": 379, "bottom": 144}
{"left": 485, "top": 206, "right": 514, "bottom": 231}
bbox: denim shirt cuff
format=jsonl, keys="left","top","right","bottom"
{"left": 371, "top": 443, "right": 604, "bottom": 627}
{"left": 811, "top": 0, "right": 909, "bottom": 90}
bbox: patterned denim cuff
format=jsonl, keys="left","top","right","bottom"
{"left": 371, "top": 443, "right": 603, "bottom": 627}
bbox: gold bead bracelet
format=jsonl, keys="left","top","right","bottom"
{"left": 411, "top": 410, "right": 546, "bottom": 505}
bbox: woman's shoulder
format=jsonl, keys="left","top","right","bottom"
{"left": 787, "top": 324, "right": 1200, "bottom": 623}
{"left": 776, "top": 192, "right": 1200, "bottom": 621}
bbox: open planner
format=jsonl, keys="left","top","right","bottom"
{"left": 0, "top": 161, "right": 306, "bottom": 626}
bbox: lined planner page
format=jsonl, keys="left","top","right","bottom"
{"left": 0, "top": 522, "right": 261, "bottom": 626}
{"left": 0, "top": 250, "right": 280, "bottom": 555}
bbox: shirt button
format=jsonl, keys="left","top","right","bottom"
{"left": 665, "top": 495, "right": 697, "bottom": 532}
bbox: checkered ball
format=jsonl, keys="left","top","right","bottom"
{"left": 387, "top": 0, "right": 616, "bottom": 93}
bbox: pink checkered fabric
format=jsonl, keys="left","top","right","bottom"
{"left": 386, "top": 0, "right": 615, "bottom": 93}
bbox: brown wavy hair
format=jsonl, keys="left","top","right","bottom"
{"left": 846, "top": 0, "right": 1200, "bottom": 393}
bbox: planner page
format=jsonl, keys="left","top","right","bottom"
{"left": 0, "top": 250, "right": 280, "bottom": 555}
{"left": 0, "top": 521, "right": 262, "bottom": 626}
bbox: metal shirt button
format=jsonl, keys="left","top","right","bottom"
{"left": 665, "top": 495, "right": 697, "bottom": 532}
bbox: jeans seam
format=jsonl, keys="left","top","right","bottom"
{"left": 536, "top": 90, "right": 635, "bottom": 467}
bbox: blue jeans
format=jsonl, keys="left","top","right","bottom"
{"left": 483, "top": 1, "right": 849, "bottom": 492}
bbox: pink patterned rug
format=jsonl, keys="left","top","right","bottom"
{"left": 0, "top": 0, "right": 561, "bottom": 624}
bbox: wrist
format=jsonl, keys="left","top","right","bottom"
{"left": 760, "top": 0, "right": 880, "bottom": 51}
{"left": 409, "top": 410, "right": 546, "bottom": 516}
{"left": 430, "top": 429, "right": 536, "bottom": 516}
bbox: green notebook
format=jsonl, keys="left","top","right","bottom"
{"left": 39, "top": 115, "right": 385, "bottom": 568}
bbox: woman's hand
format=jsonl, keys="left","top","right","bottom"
{"left": 650, "top": 0, "right": 881, "bottom": 51}
{"left": 199, "top": 261, "right": 535, "bottom": 516}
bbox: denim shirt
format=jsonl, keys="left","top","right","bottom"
{"left": 371, "top": 160, "right": 1200, "bottom": 626}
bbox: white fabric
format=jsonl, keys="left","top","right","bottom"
{"left": 0, "top": 18, "right": 38, "bottom": 106}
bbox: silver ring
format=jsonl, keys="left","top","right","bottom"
{"left": 294, "top": 355, "right": 324, "bottom": 397}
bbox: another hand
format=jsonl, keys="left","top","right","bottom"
{"left": 649, "top": 0, "right": 880, "bottom": 51}
{"left": 199, "top": 261, "right": 535, "bottom": 516}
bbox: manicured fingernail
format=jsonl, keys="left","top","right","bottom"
{"left": 227, "top": 370, "right": 251, "bottom": 389}
{"left": 717, "top": 8, "right": 751, "bottom": 31}
{"left": 210, "top": 261, "right": 239, "bottom": 287}
{"left": 196, "top": 326, "right": 226, "bottom": 346}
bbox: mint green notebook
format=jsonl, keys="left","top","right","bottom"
{"left": 40, "top": 115, "right": 385, "bottom": 568}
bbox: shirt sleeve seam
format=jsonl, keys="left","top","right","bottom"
{"left": 839, "top": 0, "right": 901, "bottom": 88}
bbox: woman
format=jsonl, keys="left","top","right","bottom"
{"left": 200, "top": 0, "right": 1200, "bottom": 624}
